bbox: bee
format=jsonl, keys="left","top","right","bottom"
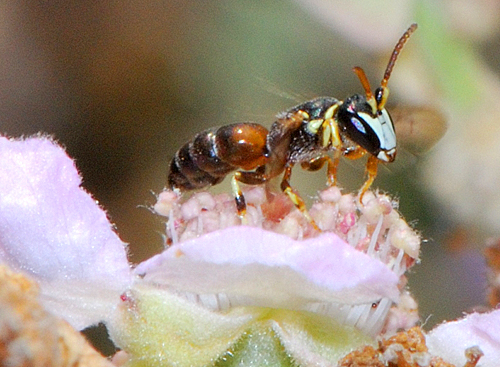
{"left": 168, "top": 24, "right": 419, "bottom": 229}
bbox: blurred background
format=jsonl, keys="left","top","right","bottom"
{"left": 2, "top": 0, "right": 500, "bottom": 331}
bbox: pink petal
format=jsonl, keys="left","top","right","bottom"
{"left": 0, "top": 136, "right": 131, "bottom": 328}
{"left": 135, "top": 226, "right": 399, "bottom": 309}
{"left": 427, "top": 309, "right": 500, "bottom": 367}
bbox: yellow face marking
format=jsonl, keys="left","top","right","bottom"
{"left": 306, "top": 119, "right": 324, "bottom": 135}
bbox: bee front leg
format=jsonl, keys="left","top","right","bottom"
{"left": 343, "top": 146, "right": 367, "bottom": 160}
{"left": 281, "top": 164, "right": 319, "bottom": 230}
{"left": 359, "top": 155, "right": 379, "bottom": 203}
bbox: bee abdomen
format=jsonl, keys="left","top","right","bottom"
{"left": 190, "top": 129, "right": 234, "bottom": 176}
{"left": 168, "top": 129, "right": 230, "bottom": 191}
{"left": 214, "top": 123, "right": 268, "bottom": 170}
{"left": 168, "top": 123, "right": 269, "bottom": 192}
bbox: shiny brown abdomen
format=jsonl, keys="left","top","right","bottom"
{"left": 168, "top": 123, "right": 269, "bottom": 191}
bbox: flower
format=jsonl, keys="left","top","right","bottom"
{"left": 0, "top": 135, "right": 498, "bottom": 366}
{"left": 427, "top": 309, "right": 500, "bottom": 367}
{"left": 111, "top": 182, "right": 424, "bottom": 366}
{"left": 0, "top": 135, "right": 132, "bottom": 330}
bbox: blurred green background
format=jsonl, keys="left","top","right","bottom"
{"left": 2, "top": 0, "right": 499, "bottom": 332}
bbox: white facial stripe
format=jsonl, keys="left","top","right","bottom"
{"left": 378, "top": 109, "right": 396, "bottom": 150}
{"left": 357, "top": 109, "right": 396, "bottom": 151}
{"left": 378, "top": 148, "right": 396, "bottom": 162}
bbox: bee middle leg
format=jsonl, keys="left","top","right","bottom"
{"left": 281, "top": 164, "right": 319, "bottom": 230}
{"left": 301, "top": 154, "right": 340, "bottom": 186}
{"left": 343, "top": 148, "right": 378, "bottom": 202}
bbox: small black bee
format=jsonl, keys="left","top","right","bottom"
{"left": 168, "top": 24, "right": 418, "bottom": 228}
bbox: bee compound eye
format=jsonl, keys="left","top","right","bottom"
{"left": 350, "top": 116, "right": 367, "bottom": 135}
{"left": 338, "top": 107, "right": 382, "bottom": 156}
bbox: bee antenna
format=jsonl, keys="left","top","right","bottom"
{"left": 353, "top": 66, "right": 376, "bottom": 111}
{"left": 381, "top": 23, "right": 418, "bottom": 88}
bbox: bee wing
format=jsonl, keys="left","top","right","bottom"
{"left": 391, "top": 106, "right": 448, "bottom": 155}
{"left": 265, "top": 110, "right": 307, "bottom": 177}
{"left": 252, "top": 76, "right": 307, "bottom": 103}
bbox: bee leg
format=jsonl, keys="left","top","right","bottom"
{"left": 232, "top": 169, "right": 268, "bottom": 220}
{"left": 301, "top": 156, "right": 338, "bottom": 187}
{"left": 231, "top": 175, "right": 247, "bottom": 219}
{"left": 359, "top": 155, "right": 379, "bottom": 203}
{"left": 281, "top": 165, "right": 320, "bottom": 231}
{"left": 301, "top": 156, "right": 327, "bottom": 172}
{"left": 343, "top": 147, "right": 379, "bottom": 202}
{"left": 344, "top": 146, "right": 367, "bottom": 160}
{"left": 329, "top": 150, "right": 342, "bottom": 186}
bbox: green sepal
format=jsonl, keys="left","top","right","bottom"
{"left": 109, "top": 286, "right": 373, "bottom": 367}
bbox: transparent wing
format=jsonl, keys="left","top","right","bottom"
{"left": 391, "top": 105, "right": 448, "bottom": 155}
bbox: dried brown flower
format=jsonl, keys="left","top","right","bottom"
{"left": 338, "top": 327, "right": 483, "bottom": 367}
{"left": 0, "top": 265, "right": 115, "bottom": 367}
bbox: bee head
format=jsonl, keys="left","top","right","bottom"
{"left": 337, "top": 94, "right": 396, "bottom": 162}
{"left": 340, "top": 23, "right": 417, "bottom": 162}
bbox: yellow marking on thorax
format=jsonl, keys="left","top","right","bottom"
{"left": 306, "top": 119, "right": 323, "bottom": 135}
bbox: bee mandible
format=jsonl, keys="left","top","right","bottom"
{"left": 168, "top": 24, "right": 418, "bottom": 229}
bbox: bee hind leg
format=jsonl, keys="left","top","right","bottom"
{"left": 232, "top": 168, "right": 268, "bottom": 221}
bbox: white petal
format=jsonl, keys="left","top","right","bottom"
{"left": 427, "top": 309, "right": 500, "bottom": 367}
{"left": 0, "top": 136, "right": 132, "bottom": 328}
{"left": 135, "top": 226, "right": 399, "bottom": 310}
